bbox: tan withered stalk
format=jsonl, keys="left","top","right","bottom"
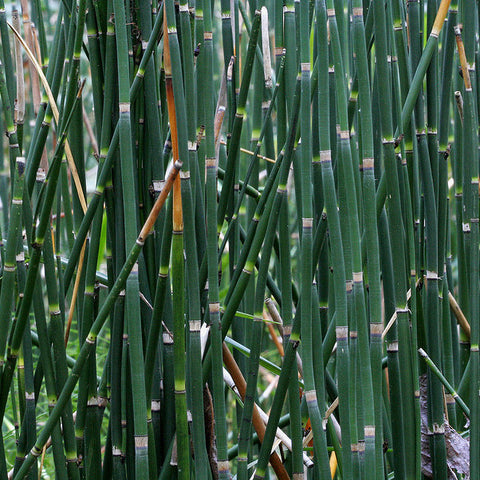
{"left": 163, "top": 11, "right": 182, "bottom": 233}
{"left": 8, "top": 20, "right": 89, "bottom": 349}
{"left": 8, "top": 21, "right": 87, "bottom": 213}
{"left": 222, "top": 343, "right": 290, "bottom": 480}
{"left": 449, "top": 291, "right": 471, "bottom": 339}
{"left": 19, "top": 0, "right": 40, "bottom": 113}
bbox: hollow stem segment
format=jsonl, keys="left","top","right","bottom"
{"left": 113, "top": 0, "right": 149, "bottom": 476}
{"left": 0, "top": 158, "right": 25, "bottom": 366}
{"left": 352, "top": 1, "right": 383, "bottom": 476}
{"left": 164, "top": 0, "right": 211, "bottom": 475}
{"left": 297, "top": 1, "right": 330, "bottom": 477}
{"left": 204, "top": 6, "right": 229, "bottom": 475}
{"left": 163, "top": 4, "right": 190, "bottom": 478}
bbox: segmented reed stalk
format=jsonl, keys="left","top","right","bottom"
{"left": 0, "top": 2, "right": 476, "bottom": 479}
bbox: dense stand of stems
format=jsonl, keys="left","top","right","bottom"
{"left": 0, "top": 2, "right": 476, "bottom": 479}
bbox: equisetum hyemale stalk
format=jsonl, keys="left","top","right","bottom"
{"left": 0, "top": 2, "right": 477, "bottom": 479}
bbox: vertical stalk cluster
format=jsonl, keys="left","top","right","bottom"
{"left": 0, "top": 1, "right": 476, "bottom": 479}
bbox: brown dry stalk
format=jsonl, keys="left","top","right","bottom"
{"left": 431, "top": 0, "right": 452, "bottom": 37}
{"left": 83, "top": 104, "right": 100, "bottom": 158}
{"left": 264, "top": 310, "right": 284, "bottom": 357}
{"left": 64, "top": 242, "right": 86, "bottom": 347}
{"left": 222, "top": 343, "right": 290, "bottom": 480}
{"left": 20, "top": 0, "right": 41, "bottom": 113}
{"left": 448, "top": 291, "right": 471, "bottom": 339}
{"left": 454, "top": 26, "right": 472, "bottom": 90}
{"left": 8, "top": 21, "right": 87, "bottom": 213}
{"left": 163, "top": 8, "right": 183, "bottom": 232}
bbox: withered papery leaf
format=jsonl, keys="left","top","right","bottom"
{"left": 419, "top": 374, "right": 469, "bottom": 479}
